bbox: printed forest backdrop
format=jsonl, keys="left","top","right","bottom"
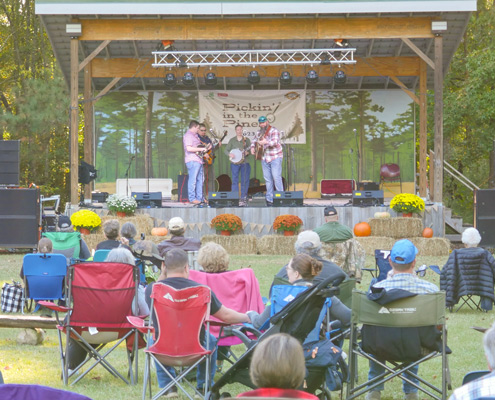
{"left": 94, "top": 90, "right": 414, "bottom": 189}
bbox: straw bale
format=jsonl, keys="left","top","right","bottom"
{"left": 410, "top": 237, "right": 451, "bottom": 256}
{"left": 100, "top": 214, "right": 155, "bottom": 235}
{"left": 257, "top": 235, "right": 297, "bottom": 255}
{"left": 82, "top": 232, "right": 106, "bottom": 253}
{"left": 355, "top": 237, "right": 395, "bottom": 256}
{"left": 200, "top": 234, "right": 258, "bottom": 255}
{"left": 368, "top": 217, "right": 423, "bottom": 238}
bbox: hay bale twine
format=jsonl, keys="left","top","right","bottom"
{"left": 368, "top": 217, "right": 423, "bottom": 239}
{"left": 355, "top": 237, "right": 395, "bottom": 256}
{"left": 200, "top": 234, "right": 258, "bottom": 255}
{"left": 257, "top": 235, "right": 297, "bottom": 255}
{"left": 410, "top": 237, "right": 450, "bottom": 257}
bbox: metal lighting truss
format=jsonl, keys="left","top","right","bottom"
{"left": 152, "top": 48, "right": 356, "bottom": 68}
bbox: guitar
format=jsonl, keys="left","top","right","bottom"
{"left": 255, "top": 125, "right": 269, "bottom": 160}
{"left": 197, "top": 131, "right": 227, "bottom": 165}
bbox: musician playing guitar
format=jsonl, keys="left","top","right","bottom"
{"left": 225, "top": 124, "right": 251, "bottom": 206}
{"left": 250, "top": 116, "right": 283, "bottom": 207}
{"left": 198, "top": 123, "right": 223, "bottom": 197}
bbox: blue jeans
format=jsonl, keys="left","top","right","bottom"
{"left": 261, "top": 157, "right": 283, "bottom": 203}
{"left": 186, "top": 161, "right": 204, "bottom": 202}
{"left": 154, "top": 333, "right": 217, "bottom": 390}
{"left": 231, "top": 162, "right": 251, "bottom": 199}
{"left": 368, "top": 359, "right": 419, "bottom": 393}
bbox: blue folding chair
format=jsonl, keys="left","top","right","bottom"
{"left": 22, "top": 253, "right": 67, "bottom": 314}
{"left": 93, "top": 249, "right": 111, "bottom": 262}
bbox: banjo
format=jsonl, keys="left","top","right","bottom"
{"left": 229, "top": 138, "right": 251, "bottom": 165}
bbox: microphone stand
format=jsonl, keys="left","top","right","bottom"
{"left": 291, "top": 147, "right": 296, "bottom": 191}
{"left": 125, "top": 156, "right": 134, "bottom": 197}
{"left": 354, "top": 128, "right": 361, "bottom": 183}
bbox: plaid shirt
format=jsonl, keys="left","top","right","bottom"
{"left": 449, "top": 371, "right": 495, "bottom": 400}
{"left": 372, "top": 273, "right": 439, "bottom": 294}
{"left": 253, "top": 125, "right": 283, "bottom": 163}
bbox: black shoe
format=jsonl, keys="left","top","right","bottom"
{"left": 266, "top": 202, "right": 273, "bottom": 207}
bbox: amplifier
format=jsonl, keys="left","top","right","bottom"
{"left": 132, "top": 192, "right": 162, "bottom": 208}
{"left": 357, "top": 181, "right": 380, "bottom": 191}
{"left": 92, "top": 192, "right": 108, "bottom": 203}
{"left": 352, "top": 190, "right": 384, "bottom": 206}
{"left": 209, "top": 191, "right": 239, "bottom": 208}
{"left": 273, "top": 191, "right": 304, "bottom": 207}
{"left": 320, "top": 179, "right": 355, "bottom": 198}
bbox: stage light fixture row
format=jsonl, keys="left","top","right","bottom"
{"left": 306, "top": 69, "right": 319, "bottom": 84}
{"left": 279, "top": 71, "right": 292, "bottom": 85}
{"left": 205, "top": 71, "right": 217, "bottom": 86}
{"left": 247, "top": 70, "right": 260, "bottom": 84}
{"left": 164, "top": 72, "right": 177, "bottom": 87}
{"left": 334, "top": 70, "right": 347, "bottom": 85}
{"left": 182, "top": 71, "right": 196, "bottom": 86}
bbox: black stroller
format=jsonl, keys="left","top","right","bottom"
{"left": 207, "top": 275, "right": 348, "bottom": 400}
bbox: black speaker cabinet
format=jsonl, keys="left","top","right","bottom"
{"left": 208, "top": 191, "right": 239, "bottom": 208}
{"left": 475, "top": 189, "right": 495, "bottom": 247}
{"left": 358, "top": 181, "right": 380, "bottom": 191}
{"left": 352, "top": 190, "right": 384, "bottom": 206}
{"left": 0, "top": 140, "right": 20, "bottom": 186}
{"left": 178, "top": 174, "right": 189, "bottom": 202}
{"left": 132, "top": 192, "right": 162, "bottom": 208}
{"left": 273, "top": 191, "right": 304, "bottom": 207}
{"left": 0, "top": 188, "right": 39, "bottom": 248}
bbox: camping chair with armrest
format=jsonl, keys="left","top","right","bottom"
{"left": 128, "top": 283, "right": 216, "bottom": 400}
{"left": 363, "top": 250, "right": 392, "bottom": 284}
{"left": 380, "top": 163, "right": 402, "bottom": 193}
{"left": 346, "top": 290, "right": 449, "bottom": 400}
{"left": 22, "top": 253, "right": 67, "bottom": 314}
{"left": 42, "top": 231, "right": 84, "bottom": 261}
{"left": 93, "top": 249, "right": 111, "bottom": 262}
{"left": 39, "top": 261, "right": 140, "bottom": 386}
{"left": 462, "top": 370, "right": 490, "bottom": 385}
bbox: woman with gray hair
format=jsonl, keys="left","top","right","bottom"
{"left": 96, "top": 219, "right": 122, "bottom": 250}
{"left": 120, "top": 222, "right": 138, "bottom": 246}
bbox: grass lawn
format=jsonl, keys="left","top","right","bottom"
{"left": 0, "top": 252, "right": 493, "bottom": 399}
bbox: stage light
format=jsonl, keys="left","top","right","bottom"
{"left": 182, "top": 71, "right": 195, "bottom": 86}
{"left": 247, "top": 70, "right": 260, "bottom": 84}
{"left": 279, "top": 71, "right": 292, "bottom": 85}
{"left": 306, "top": 69, "right": 319, "bottom": 84}
{"left": 164, "top": 72, "right": 177, "bottom": 87}
{"left": 205, "top": 71, "right": 217, "bottom": 86}
{"left": 334, "top": 70, "right": 347, "bottom": 85}
{"left": 334, "top": 39, "right": 349, "bottom": 48}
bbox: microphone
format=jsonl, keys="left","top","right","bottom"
{"left": 353, "top": 129, "right": 357, "bottom": 133}
{"left": 209, "top": 128, "right": 214, "bottom": 133}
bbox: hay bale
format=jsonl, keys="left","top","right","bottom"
{"left": 369, "top": 217, "right": 423, "bottom": 238}
{"left": 410, "top": 237, "right": 451, "bottom": 256}
{"left": 200, "top": 234, "right": 258, "bottom": 255}
{"left": 257, "top": 235, "right": 297, "bottom": 255}
{"left": 356, "top": 237, "right": 395, "bottom": 256}
{"left": 101, "top": 214, "right": 155, "bottom": 235}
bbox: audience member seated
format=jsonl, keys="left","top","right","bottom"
{"left": 145, "top": 248, "right": 251, "bottom": 397}
{"left": 249, "top": 253, "right": 350, "bottom": 330}
{"left": 449, "top": 322, "right": 495, "bottom": 399}
{"left": 120, "top": 222, "right": 138, "bottom": 246}
{"left": 314, "top": 206, "right": 365, "bottom": 281}
{"left": 237, "top": 333, "right": 318, "bottom": 399}
{"left": 44, "top": 215, "right": 91, "bottom": 262}
{"left": 197, "top": 242, "right": 229, "bottom": 273}
{"left": 441, "top": 227, "right": 495, "bottom": 311}
{"left": 157, "top": 217, "right": 201, "bottom": 257}
{"left": 19, "top": 237, "right": 53, "bottom": 279}
{"left": 365, "top": 239, "right": 439, "bottom": 400}
{"left": 96, "top": 219, "right": 122, "bottom": 250}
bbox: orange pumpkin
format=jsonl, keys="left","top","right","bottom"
{"left": 151, "top": 227, "right": 168, "bottom": 236}
{"left": 422, "top": 227, "right": 434, "bottom": 238}
{"left": 354, "top": 222, "right": 371, "bottom": 237}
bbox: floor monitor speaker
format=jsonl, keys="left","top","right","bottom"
{"left": 132, "top": 192, "right": 162, "bottom": 208}
{"left": 352, "top": 190, "right": 384, "bottom": 206}
{"left": 208, "top": 191, "right": 239, "bottom": 208}
{"left": 273, "top": 191, "right": 304, "bottom": 207}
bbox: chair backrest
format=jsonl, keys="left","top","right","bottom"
{"left": 93, "top": 249, "right": 111, "bottom": 262}
{"left": 374, "top": 249, "right": 392, "bottom": 282}
{"left": 67, "top": 262, "right": 138, "bottom": 328}
{"left": 23, "top": 253, "right": 67, "bottom": 301}
{"left": 149, "top": 283, "right": 211, "bottom": 363}
{"left": 270, "top": 284, "right": 308, "bottom": 317}
{"left": 462, "top": 370, "right": 490, "bottom": 385}
{"left": 42, "top": 231, "right": 82, "bottom": 260}
{"left": 380, "top": 163, "right": 400, "bottom": 179}
{"left": 336, "top": 278, "right": 356, "bottom": 308}
{"left": 0, "top": 384, "right": 93, "bottom": 400}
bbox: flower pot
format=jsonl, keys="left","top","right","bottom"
{"left": 283, "top": 230, "right": 295, "bottom": 236}
{"left": 79, "top": 228, "right": 90, "bottom": 235}
{"left": 220, "top": 230, "right": 232, "bottom": 236}
{"left": 402, "top": 213, "right": 413, "bottom": 218}
{"left": 116, "top": 211, "right": 127, "bottom": 218}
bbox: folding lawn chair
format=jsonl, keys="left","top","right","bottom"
{"left": 39, "top": 261, "right": 140, "bottom": 386}
{"left": 93, "top": 249, "right": 110, "bottom": 261}
{"left": 21, "top": 253, "right": 67, "bottom": 314}
{"left": 347, "top": 290, "right": 449, "bottom": 400}
{"left": 362, "top": 250, "right": 391, "bottom": 282}
{"left": 128, "top": 283, "right": 216, "bottom": 400}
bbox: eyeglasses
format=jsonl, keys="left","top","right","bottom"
{"left": 200, "top": 129, "right": 206, "bottom": 132}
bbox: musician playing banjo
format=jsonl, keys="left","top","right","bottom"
{"left": 250, "top": 116, "right": 283, "bottom": 207}
{"left": 225, "top": 124, "right": 251, "bottom": 207}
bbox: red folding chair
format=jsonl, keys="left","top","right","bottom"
{"left": 128, "top": 283, "right": 214, "bottom": 400}
{"left": 40, "top": 262, "right": 140, "bottom": 385}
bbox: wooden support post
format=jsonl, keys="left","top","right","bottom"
{"left": 144, "top": 92, "right": 154, "bottom": 182}
{"left": 83, "top": 63, "right": 93, "bottom": 200}
{"left": 433, "top": 35, "right": 443, "bottom": 202}
{"left": 429, "top": 150, "right": 435, "bottom": 200}
{"left": 419, "top": 60, "right": 427, "bottom": 198}
{"left": 70, "top": 38, "right": 79, "bottom": 206}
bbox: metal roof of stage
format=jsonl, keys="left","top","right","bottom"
{"left": 36, "top": 0, "right": 476, "bottom": 92}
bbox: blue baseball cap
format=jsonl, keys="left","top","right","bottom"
{"left": 258, "top": 116, "right": 267, "bottom": 123}
{"left": 390, "top": 239, "right": 418, "bottom": 264}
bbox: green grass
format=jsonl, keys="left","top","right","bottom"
{"left": 0, "top": 253, "right": 492, "bottom": 399}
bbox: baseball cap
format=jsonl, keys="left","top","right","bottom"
{"left": 168, "top": 217, "right": 185, "bottom": 231}
{"left": 132, "top": 240, "right": 164, "bottom": 262}
{"left": 390, "top": 239, "right": 418, "bottom": 264}
{"left": 58, "top": 215, "right": 72, "bottom": 229}
{"left": 324, "top": 206, "right": 337, "bottom": 216}
{"left": 258, "top": 116, "right": 267, "bottom": 123}
{"left": 295, "top": 230, "right": 321, "bottom": 250}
